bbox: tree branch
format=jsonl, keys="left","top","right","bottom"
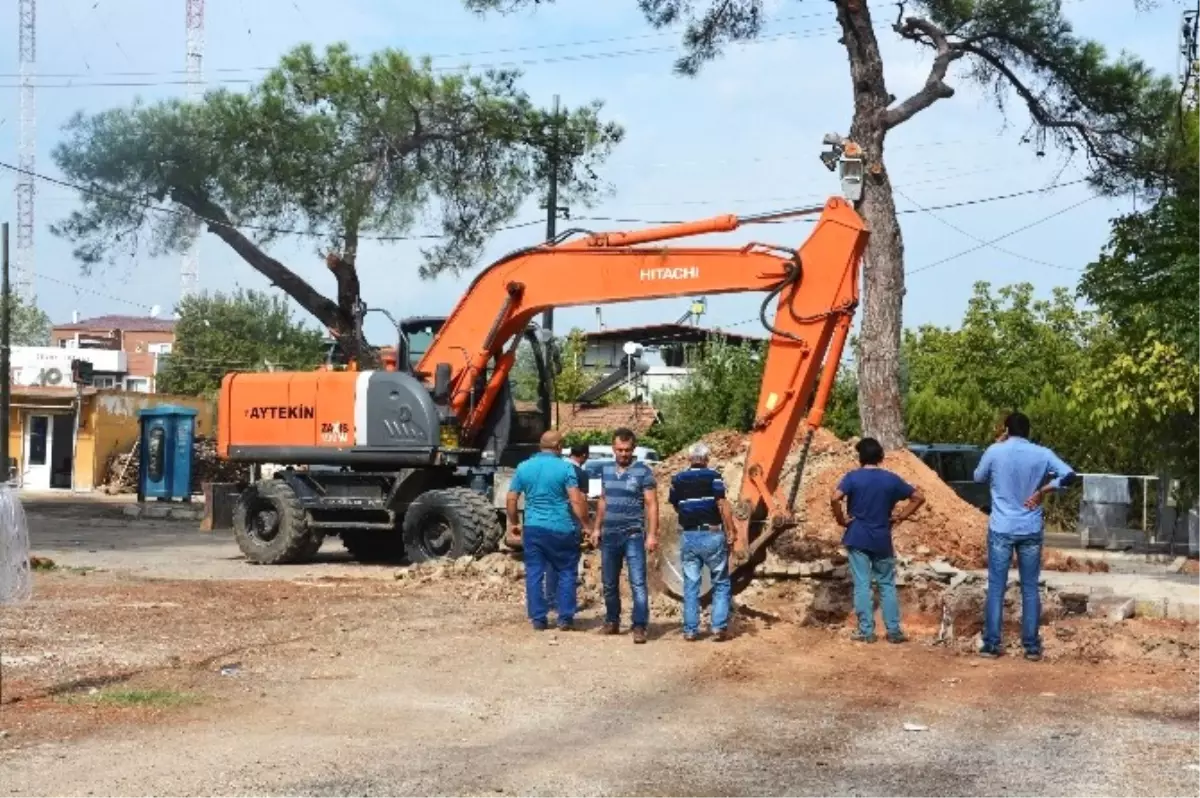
{"left": 173, "top": 188, "right": 342, "bottom": 330}
{"left": 884, "top": 17, "right": 964, "bottom": 129}
{"left": 956, "top": 41, "right": 1114, "bottom": 159}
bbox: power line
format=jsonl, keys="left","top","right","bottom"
{"left": 907, "top": 194, "right": 1098, "bottom": 276}
{"left": 0, "top": 24, "right": 861, "bottom": 89}
{"left": 893, "top": 185, "right": 1080, "bottom": 272}
{"left": 0, "top": 158, "right": 546, "bottom": 242}
{"left": 0, "top": 10, "right": 838, "bottom": 82}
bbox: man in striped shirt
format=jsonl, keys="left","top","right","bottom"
{"left": 668, "top": 443, "right": 737, "bottom": 641}
{"left": 590, "top": 428, "right": 659, "bottom": 644}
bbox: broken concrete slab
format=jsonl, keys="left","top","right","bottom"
{"left": 1059, "top": 592, "right": 1090, "bottom": 615}
{"left": 1087, "top": 595, "right": 1135, "bottom": 622}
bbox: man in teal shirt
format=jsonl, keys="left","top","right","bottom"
{"left": 507, "top": 431, "right": 589, "bottom": 631}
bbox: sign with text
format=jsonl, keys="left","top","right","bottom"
{"left": 9, "top": 347, "right": 125, "bottom": 387}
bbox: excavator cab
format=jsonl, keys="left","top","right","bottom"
{"left": 396, "top": 315, "right": 555, "bottom": 461}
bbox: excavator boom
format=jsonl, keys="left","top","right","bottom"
{"left": 215, "top": 196, "right": 866, "bottom": 571}
{"left": 418, "top": 197, "right": 868, "bottom": 554}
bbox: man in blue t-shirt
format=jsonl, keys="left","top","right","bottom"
{"left": 507, "top": 430, "right": 589, "bottom": 631}
{"left": 830, "top": 437, "right": 926, "bottom": 644}
{"left": 591, "top": 428, "right": 659, "bottom": 644}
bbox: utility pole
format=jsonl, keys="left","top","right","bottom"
{"left": 541, "top": 95, "right": 563, "bottom": 333}
{"left": 180, "top": 0, "right": 205, "bottom": 300}
{"left": 16, "top": 0, "right": 36, "bottom": 302}
{"left": 1181, "top": 7, "right": 1199, "bottom": 108}
{"left": 1, "top": 224, "right": 10, "bottom": 483}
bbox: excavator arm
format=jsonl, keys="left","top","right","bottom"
{"left": 417, "top": 197, "right": 869, "bottom": 557}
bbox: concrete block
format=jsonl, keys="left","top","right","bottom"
{"left": 1088, "top": 595, "right": 1135, "bottom": 622}
{"left": 930, "top": 560, "right": 959, "bottom": 578}
{"left": 1169, "top": 556, "right": 1188, "bottom": 574}
{"left": 141, "top": 504, "right": 171, "bottom": 519}
{"left": 168, "top": 506, "right": 203, "bottom": 521}
{"left": 121, "top": 504, "right": 142, "bottom": 518}
{"left": 1133, "top": 597, "right": 1169, "bottom": 619}
{"left": 1059, "top": 592, "right": 1090, "bottom": 615}
{"left": 1166, "top": 599, "right": 1200, "bottom": 623}
{"left": 785, "top": 562, "right": 803, "bottom": 577}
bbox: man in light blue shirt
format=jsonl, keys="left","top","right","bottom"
{"left": 973, "top": 411, "right": 1077, "bottom": 660}
{"left": 507, "top": 431, "right": 589, "bottom": 632}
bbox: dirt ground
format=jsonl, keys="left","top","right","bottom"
{"left": 1, "top": 500, "right": 1199, "bottom": 797}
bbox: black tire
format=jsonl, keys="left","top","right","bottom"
{"left": 402, "top": 488, "right": 501, "bottom": 564}
{"left": 341, "top": 530, "right": 408, "bottom": 564}
{"left": 232, "top": 479, "right": 319, "bottom": 565}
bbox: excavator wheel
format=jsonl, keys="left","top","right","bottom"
{"left": 340, "top": 531, "right": 408, "bottom": 564}
{"left": 232, "top": 479, "right": 320, "bottom": 565}
{"left": 402, "top": 487, "right": 501, "bottom": 564}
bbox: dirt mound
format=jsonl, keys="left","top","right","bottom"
{"left": 654, "top": 428, "right": 987, "bottom": 569}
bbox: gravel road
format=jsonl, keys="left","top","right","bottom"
{"left": 1, "top": 498, "right": 1195, "bottom": 796}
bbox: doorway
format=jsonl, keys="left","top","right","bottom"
{"left": 21, "top": 412, "right": 75, "bottom": 490}
{"left": 50, "top": 414, "right": 75, "bottom": 489}
{"left": 22, "top": 414, "right": 51, "bottom": 490}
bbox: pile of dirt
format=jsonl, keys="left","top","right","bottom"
{"left": 103, "top": 436, "right": 246, "bottom": 494}
{"left": 654, "top": 428, "right": 987, "bottom": 570}
{"left": 653, "top": 429, "right": 1113, "bottom": 575}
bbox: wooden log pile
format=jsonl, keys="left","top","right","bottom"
{"left": 103, "top": 435, "right": 247, "bottom": 494}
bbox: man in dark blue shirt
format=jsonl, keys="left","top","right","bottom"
{"left": 668, "top": 443, "right": 738, "bottom": 642}
{"left": 830, "top": 437, "right": 926, "bottom": 644}
{"left": 973, "top": 411, "right": 1076, "bottom": 661}
{"left": 542, "top": 444, "right": 591, "bottom": 609}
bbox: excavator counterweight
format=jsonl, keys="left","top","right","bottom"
{"left": 215, "top": 198, "right": 868, "bottom": 574}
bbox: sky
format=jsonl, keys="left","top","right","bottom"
{"left": 0, "top": 0, "right": 1190, "bottom": 349}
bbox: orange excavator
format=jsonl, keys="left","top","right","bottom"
{"left": 216, "top": 196, "right": 868, "bottom": 582}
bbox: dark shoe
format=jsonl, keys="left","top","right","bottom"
{"left": 850, "top": 630, "right": 877, "bottom": 643}
{"left": 978, "top": 647, "right": 1001, "bottom": 659}
{"left": 600, "top": 622, "right": 619, "bottom": 636}
{"left": 1024, "top": 651, "right": 1043, "bottom": 662}
{"left": 712, "top": 628, "right": 730, "bottom": 642}
{"left": 683, "top": 632, "right": 697, "bottom": 642}
{"left": 532, "top": 620, "right": 548, "bottom": 632}
{"left": 887, "top": 632, "right": 908, "bottom": 644}
{"left": 557, "top": 620, "right": 575, "bottom": 632}
{"left": 632, "top": 626, "right": 647, "bottom": 644}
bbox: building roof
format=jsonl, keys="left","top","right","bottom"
{"left": 53, "top": 315, "right": 177, "bottom": 334}
{"left": 582, "top": 322, "right": 762, "bottom": 346}
{"left": 11, "top": 386, "right": 98, "bottom": 400}
{"left": 515, "top": 401, "right": 660, "bottom": 435}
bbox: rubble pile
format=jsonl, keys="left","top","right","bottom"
{"left": 654, "top": 428, "right": 1106, "bottom": 574}
{"left": 103, "top": 436, "right": 247, "bottom": 494}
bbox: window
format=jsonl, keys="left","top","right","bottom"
{"left": 148, "top": 342, "right": 173, "bottom": 355}
{"left": 125, "top": 377, "right": 150, "bottom": 393}
{"left": 92, "top": 376, "right": 116, "bottom": 389}
{"left": 940, "top": 452, "right": 977, "bottom": 483}
{"left": 147, "top": 427, "right": 166, "bottom": 482}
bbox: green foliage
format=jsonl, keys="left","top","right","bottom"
{"left": 157, "top": 290, "right": 326, "bottom": 397}
{"left": 823, "top": 364, "right": 861, "bottom": 440}
{"left": 465, "top": 0, "right": 1175, "bottom": 185}
{"left": 903, "top": 282, "right": 1095, "bottom": 410}
{"left": 653, "top": 337, "right": 764, "bottom": 454}
{"left": 1080, "top": 109, "right": 1199, "bottom": 360}
{"left": 50, "top": 43, "right": 622, "bottom": 340}
{"left": 3, "top": 294, "right": 51, "bottom": 346}
{"left": 510, "top": 328, "right": 628, "bottom": 405}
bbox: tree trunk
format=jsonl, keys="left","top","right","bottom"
{"left": 835, "top": 0, "right": 908, "bottom": 450}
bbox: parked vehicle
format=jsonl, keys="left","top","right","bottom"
{"left": 909, "top": 443, "right": 990, "bottom": 513}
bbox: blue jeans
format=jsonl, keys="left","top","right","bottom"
{"left": 601, "top": 529, "right": 649, "bottom": 628}
{"left": 524, "top": 526, "right": 581, "bottom": 625}
{"left": 984, "top": 530, "right": 1043, "bottom": 654}
{"left": 846, "top": 547, "right": 901, "bottom": 637}
{"left": 681, "top": 530, "right": 732, "bottom": 635}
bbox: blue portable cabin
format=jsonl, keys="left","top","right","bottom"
{"left": 136, "top": 405, "right": 198, "bottom": 503}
